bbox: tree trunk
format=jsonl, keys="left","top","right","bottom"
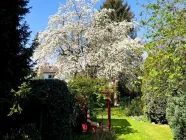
{"left": 113, "top": 78, "right": 119, "bottom": 106}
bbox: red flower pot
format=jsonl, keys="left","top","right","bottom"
{"left": 82, "top": 123, "right": 87, "bottom": 132}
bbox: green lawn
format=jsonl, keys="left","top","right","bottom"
{"left": 95, "top": 107, "right": 173, "bottom": 140}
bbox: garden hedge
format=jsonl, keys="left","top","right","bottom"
{"left": 8, "top": 79, "right": 73, "bottom": 140}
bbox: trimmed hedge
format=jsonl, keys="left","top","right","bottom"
{"left": 32, "top": 79, "right": 73, "bottom": 140}
{"left": 10, "top": 79, "right": 73, "bottom": 140}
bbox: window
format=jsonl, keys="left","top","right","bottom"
{"left": 48, "top": 75, "right": 54, "bottom": 79}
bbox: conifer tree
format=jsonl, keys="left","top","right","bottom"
{"left": 0, "top": 0, "right": 33, "bottom": 114}
{"left": 101, "top": 0, "right": 135, "bottom": 22}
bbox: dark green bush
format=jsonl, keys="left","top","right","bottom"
{"left": 166, "top": 90, "right": 186, "bottom": 140}
{"left": 10, "top": 79, "right": 73, "bottom": 140}
{"left": 32, "top": 79, "right": 73, "bottom": 140}
{"left": 143, "top": 92, "right": 167, "bottom": 124}
{"left": 124, "top": 97, "right": 144, "bottom": 116}
{"left": 3, "top": 124, "right": 41, "bottom": 140}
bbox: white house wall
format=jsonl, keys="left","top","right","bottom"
{"left": 43, "top": 72, "right": 55, "bottom": 79}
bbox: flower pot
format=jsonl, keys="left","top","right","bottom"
{"left": 82, "top": 123, "right": 87, "bottom": 132}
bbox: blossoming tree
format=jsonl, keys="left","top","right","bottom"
{"left": 85, "top": 9, "right": 143, "bottom": 105}
{"left": 33, "top": 0, "right": 143, "bottom": 105}
{"left": 34, "top": 0, "right": 98, "bottom": 79}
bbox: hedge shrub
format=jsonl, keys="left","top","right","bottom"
{"left": 10, "top": 79, "right": 73, "bottom": 140}
{"left": 166, "top": 91, "right": 186, "bottom": 140}
{"left": 143, "top": 92, "right": 167, "bottom": 124}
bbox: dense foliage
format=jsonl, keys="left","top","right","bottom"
{"left": 68, "top": 76, "right": 109, "bottom": 113}
{"left": 166, "top": 90, "right": 186, "bottom": 140}
{"left": 68, "top": 76, "right": 111, "bottom": 133}
{"left": 118, "top": 71, "right": 142, "bottom": 99}
{"left": 141, "top": 0, "right": 186, "bottom": 139}
{"left": 142, "top": 51, "right": 168, "bottom": 123}
{"left": 166, "top": 46, "right": 186, "bottom": 140}
{"left": 10, "top": 79, "right": 73, "bottom": 140}
{"left": 124, "top": 97, "right": 144, "bottom": 117}
{"left": 143, "top": 91, "right": 167, "bottom": 123}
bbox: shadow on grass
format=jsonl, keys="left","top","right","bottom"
{"left": 95, "top": 119, "right": 138, "bottom": 135}
{"left": 112, "top": 125, "right": 138, "bottom": 135}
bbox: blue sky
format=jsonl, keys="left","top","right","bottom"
{"left": 26, "top": 0, "right": 145, "bottom": 46}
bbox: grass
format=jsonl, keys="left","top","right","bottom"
{"left": 95, "top": 107, "right": 173, "bottom": 140}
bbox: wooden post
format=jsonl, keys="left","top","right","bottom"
{"left": 100, "top": 89, "right": 113, "bottom": 131}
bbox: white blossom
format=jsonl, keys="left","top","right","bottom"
{"left": 85, "top": 9, "right": 143, "bottom": 79}
{"left": 33, "top": 1, "right": 143, "bottom": 80}
{"left": 33, "top": 0, "right": 98, "bottom": 77}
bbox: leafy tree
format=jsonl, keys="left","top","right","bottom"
{"left": 141, "top": 0, "right": 186, "bottom": 139}
{"left": 0, "top": 0, "right": 34, "bottom": 114}
{"left": 68, "top": 76, "right": 109, "bottom": 114}
{"left": 101, "top": 0, "right": 134, "bottom": 22}
{"left": 142, "top": 50, "right": 169, "bottom": 124}
{"left": 166, "top": 46, "right": 186, "bottom": 140}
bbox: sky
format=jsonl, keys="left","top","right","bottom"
{"left": 25, "top": 0, "right": 145, "bottom": 46}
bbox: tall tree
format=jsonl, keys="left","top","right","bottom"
{"left": 100, "top": 0, "right": 138, "bottom": 104}
{"left": 141, "top": 0, "right": 186, "bottom": 139}
{"left": 101, "top": 0, "right": 135, "bottom": 22}
{"left": 85, "top": 9, "right": 143, "bottom": 105}
{"left": 34, "top": 1, "right": 143, "bottom": 106}
{"left": 0, "top": 0, "right": 33, "bottom": 114}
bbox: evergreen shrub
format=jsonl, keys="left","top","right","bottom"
{"left": 166, "top": 90, "right": 186, "bottom": 140}
{"left": 10, "top": 79, "right": 73, "bottom": 140}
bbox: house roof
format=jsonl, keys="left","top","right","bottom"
{"left": 39, "top": 66, "right": 58, "bottom": 73}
